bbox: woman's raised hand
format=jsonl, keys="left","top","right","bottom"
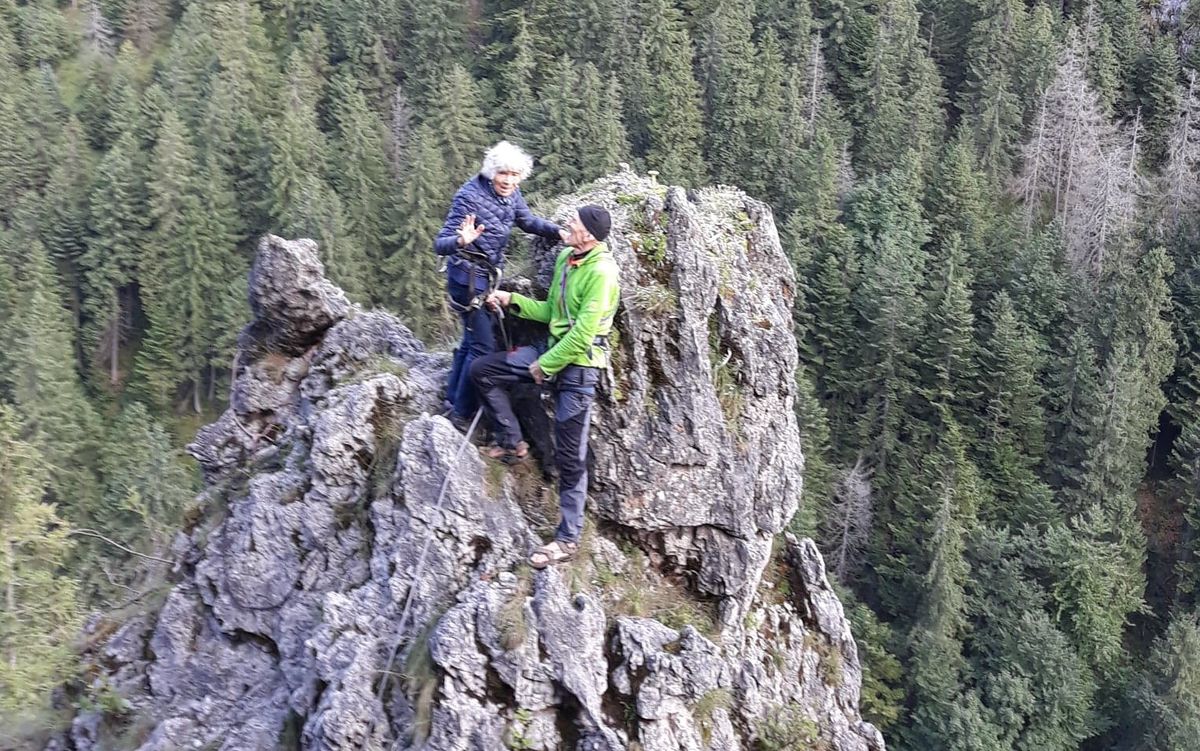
{"left": 456, "top": 213, "right": 486, "bottom": 247}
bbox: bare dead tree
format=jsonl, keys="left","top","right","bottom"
{"left": 389, "top": 84, "right": 414, "bottom": 180}
{"left": 826, "top": 456, "right": 874, "bottom": 582}
{"left": 1161, "top": 71, "right": 1200, "bottom": 232}
{"left": 1012, "top": 31, "right": 1138, "bottom": 279}
{"left": 806, "top": 34, "right": 824, "bottom": 143}
{"left": 80, "top": 0, "right": 115, "bottom": 58}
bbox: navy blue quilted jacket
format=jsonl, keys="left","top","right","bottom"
{"left": 434, "top": 174, "right": 562, "bottom": 291}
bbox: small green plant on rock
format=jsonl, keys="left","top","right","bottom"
{"left": 755, "top": 706, "right": 827, "bottom": 751}
{"left": 79, "top": 676, "right": 131, "bottom": 717}
{"left": 505, "top": 707, "right": 535, "bottom": 749}
{"left": 498, "top": 567, "right": 532, "bottom": 651}
{"left": 403, "top": 622, "right": 441, "bottom": 744}
{"left": 629, "top": 283, "right": 677, "bottom": 316}
{"left": 694, "top": 687, "right": 733, "bottom": 743}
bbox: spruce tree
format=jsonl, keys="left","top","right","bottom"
{"left": 84, "top": 130, "right": 146, "bottom": 387}
{"left": 1125, "top": 613, "right": 1200, "bottom": 750}
{"left": 801, "top": 240, "right": 861, "bottom": 445}
{"left": 1013, "top": 4, "right": 1058, "bottom": 120}
{"left": 139, "top": 109, "right": 245, "bottom": 412}
{"left": 1161, "top": 72, "right": 1200, "bottom": 233}
{"left": 20, "top": 64, "right": 68, "bottom": 192}
{"left": 0, "top": 404, "right": 80, "bottom": 718}
{"left": 623, "top": 0, "right": 707, "bottom": 185}
{"left": 846, "top": 165, "right": 930, "bottom": 466}
{"left": 269, "top": 56, "right": 369, "bottom": 301}
{"left": 958, "top": 0, "right": 1027, "bottom": 178}
{"left": 1135, "top": 36, "right": 1181, "bottom": 171}
{"left": 397, "top": 0, "right": 469, "bottom": 102}
{"left": 329, "top": 73, "right": 394, "bottom": 287}
{"left": 750, "top": 29, "right": 787, "bottom": 202}
{"left": 700, "top": 0, "right": 760, "bottom": 191}
{"left": 976, "top": 292, "right": 1056, "bottom": 527}
{"left": 7, "top": 241, "right": 102, "bottom": 525}
{"left": 40, "top": 116, "right": 93, "bottom": 275}
{"left": 96, "top": 402, "right": 194, "bottom": 559}
{"left": 925, "top": 132, "right": 995, "bottom": 300}
{"left": 382, "top": 125, "right": 453, "bottom": 340}
{"left": 916, "top": 233, "right": 978, "bottom": 426}
{"left": 102, "top": 41, "right": 143, "bottom": 149}
{"left": 756, "top": 0, "right": 814, "bottom": 65}
{"left": 1043, "top": 502, "right": 1144, "bottom": 671}
{"left": 965, "top": 529, "right": 1096, "bottom": 750}
{"left": 491, "top": 10, "right": 539, "bottom": 144}
{"left": 13, "top": 0, "right": 70, "bottom": 67}
{"left": 535, "top": 56, "right": 585, "bottom": 194}
{"left": 853, "top": 0, "right": 945, "bottom": 174}
{"left": 903, "top": 422, "right": 1005, "bottom": 751}
{"left": 430, "top": 65, "right": 489, "bottom": 181}
{"left": 0, "top": 38, "right": 32, "bottom": 223}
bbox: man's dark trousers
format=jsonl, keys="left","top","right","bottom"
{"left": 446, "top": 280, "right": 497, "bottom": 418}
{"left": 470, "top": 345, "right": 599, "bottom": 544}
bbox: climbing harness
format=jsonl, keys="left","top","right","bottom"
{"left": 446, "top": 249, "right": 513, "bottom": 352}
{"left": 374, "top": 406, "right": 483, "bottom": 749}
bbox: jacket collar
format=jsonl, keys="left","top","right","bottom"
{"left": 568, "top": 242, "right": 609, "bottom": 267}
{"left": 476, "top": 173, "right": 513, "bottom": 205}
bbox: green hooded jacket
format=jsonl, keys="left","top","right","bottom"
{"left": 509, "top": 243, "right": 621, "bottom": 375}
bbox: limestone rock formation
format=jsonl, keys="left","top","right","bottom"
{"left": 51, "top": 171, "right": 884, "bottom": 751}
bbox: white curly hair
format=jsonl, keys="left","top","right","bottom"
{"left": 480, "top": 140, "right": 534, "bottom": 181}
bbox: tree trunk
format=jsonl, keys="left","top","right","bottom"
{"left": 110, "top": 294, "right": 120, "bottom": 386}
{"left": 6, "top": 538, "right": 15, "bottom": 671}
{"left": 193, "top": 371, "right": 202, "bottom": 414}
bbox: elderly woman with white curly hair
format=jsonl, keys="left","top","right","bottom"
{"left": 435, "top": 140, "right": 567, "bottom": 426}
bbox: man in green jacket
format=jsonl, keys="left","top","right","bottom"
{"left": 470, "top": 204, "right": 620, "bottom": 569}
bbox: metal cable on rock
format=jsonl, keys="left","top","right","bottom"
{"left": 373, "top": 406, "right": 484, "bottom": 747}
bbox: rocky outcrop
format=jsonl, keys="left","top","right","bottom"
{"left": 52, "top": 171, "right": 883, "bottom": 751}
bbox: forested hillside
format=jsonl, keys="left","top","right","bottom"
{"left": 2, "top": 0, "right": 1200, "bottom": 748}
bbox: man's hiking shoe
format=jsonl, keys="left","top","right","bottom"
{"left": 529, "top": 540, "right": 578, "bottom": 569}
{"left": 482, "top": 440, "right": 529, "bottom": 464}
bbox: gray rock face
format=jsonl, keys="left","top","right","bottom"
{"left": 524, "top": 172, "right": 802, "bottom": 620}
{"left": 54, "top": 174, "right": 882, "bottom": 751}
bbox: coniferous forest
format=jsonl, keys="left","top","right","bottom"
{"left": 3, "top": 0, "right": 1200, "bottom": 748}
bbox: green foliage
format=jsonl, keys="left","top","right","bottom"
{"left": 381, "top": 124, "right": 454, "bottom": 341}
{"left": 0, "top": 3, "right": 1198, "bottom": 747}
{"left": 84, "top": 129, "right": 146, "bottom": 387}
{"left": 0, "top": 404, "right": 81, "bottom": 719}
{"left": 5, "top": 241, "right": 102, "bottom": 525}
{"left": 623, "top": 0, "right": 707, "bottom": 186}
{"left": 846, "top": 599, "right": 904, "bottom": 731}
{"left": 96, "top": 402, "right": 196, "bottom": 561}
{"left": 138, "top": 108, "right": 246, "bottom": 412}
{"left": 755, "top": 706, "right": 826, "bottom": 750}
{"left": 1124, "top": 613, "right": 1200, "bottom": 750}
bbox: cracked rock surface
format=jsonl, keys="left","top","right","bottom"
{"left": 53, "top": 175, "right": 883, "bottom": 751}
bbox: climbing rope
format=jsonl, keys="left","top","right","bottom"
{"left": 373, "top": 405, "right": 484, "bottom": 748}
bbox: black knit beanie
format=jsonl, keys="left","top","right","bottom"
{"left": 577, "top": 204, "right": 611, "bottom": 241}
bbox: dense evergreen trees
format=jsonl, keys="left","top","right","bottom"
{"left": 3, "top": 0, "right": 1200, "bottom": 744}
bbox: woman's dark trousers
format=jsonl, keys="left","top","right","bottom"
{"left": 445, "top": 280, "right": 497, "bottom": 418}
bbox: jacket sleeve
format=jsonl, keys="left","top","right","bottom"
{"left": 512, "top": 192, "right": 562, "bottom": 240}
{"left": 537, "top": 267, "right": 619, "bottom": 375}
{"left": 508, "top": 292, "right": 552, "bottom": 324}
{"left": 434, "top": 190, "right": 470, "bottom": 256}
